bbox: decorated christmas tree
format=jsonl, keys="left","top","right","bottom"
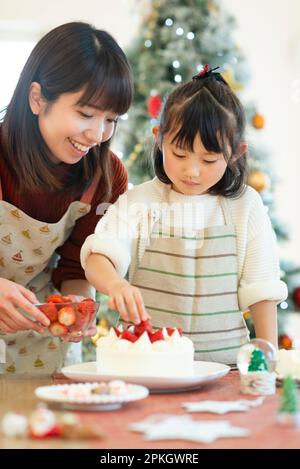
{"left": 116, "top": 0, "right": 300, "bottom": 346}
{"left": 248, "top": 349, "right": 268, "bottom": 373}
{"left": 279, "top": 376, "right": 299, "bottom": 414}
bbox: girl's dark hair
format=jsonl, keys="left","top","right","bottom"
{"left": 153, "top": 77, "right": 248, "bottom": 198}
{"left": 1, "top": 22, "right": 133, "bottom": 199}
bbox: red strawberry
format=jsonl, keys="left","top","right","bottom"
{"left": 134, "top": 320, "right": 152, "bottom": 337}
{"left": 149, "top": 329, "right": 164, "bottom": 343}
{"left": 49, "top": 322, "right": 68, "bottom": 337}
{"left": 167, "top": 327, "right": 182, "bottom": 336}
{"left": 113, "top": 327, "right": 122, "bottom": 337}
{"left": 78, "top": 299, "right": 97, "bottom": 321}
{"left": 39, "top": 303, "right": 58, "bottom": 322}
{"left": 121, "top": 330, "right": 138, "bottom": 343}
{"left": 58, "top": 306, "right": 76, "bottom": 326}
{"left": 47, "top": 294, "right": 64, "bottom": 304}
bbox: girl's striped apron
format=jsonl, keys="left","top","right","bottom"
{"left": 131, "top": 196, "right": 249, "bottom": 365}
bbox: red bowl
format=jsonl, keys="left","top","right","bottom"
{"left": 37, "top": 301, "right": 100, "bottom": 339}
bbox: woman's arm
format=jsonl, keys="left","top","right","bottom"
{"left": 249, "top": 300, "right": 278, "bottom": 349}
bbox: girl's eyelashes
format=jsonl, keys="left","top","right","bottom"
{"left": 173, "top": 152, "right": 186, "bottom": 159}
{"left": 173, "top": 152, "right": 218, "bottom": 164}
{"left": 78, "top": 111, "right": 93, "bottom": 119}
{"left": 107, "top": 118, "right": 118, "bottom": 124}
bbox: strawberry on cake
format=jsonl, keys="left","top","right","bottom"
{"left": 96, "top": 321, "right": 194, "bottom": 378}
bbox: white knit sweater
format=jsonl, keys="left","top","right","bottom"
{"left": 81, "top": 177, "right": 287, "bottom": 311}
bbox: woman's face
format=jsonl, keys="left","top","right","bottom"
{"left": 30, "top": 86, "right": 118, "bottom": 164}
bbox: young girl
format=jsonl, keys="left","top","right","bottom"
{"left": 81, "top": 65, "right": 287, "bottom": 365}
{"left": 0, "top": 22, "right": 133, "bottom": 374}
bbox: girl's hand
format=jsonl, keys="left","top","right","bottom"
{"left": 0, "top": 278, "right": 50, "bottom": 334}
{"left": 107, "top": 279, "right": 150, "bottom": 324}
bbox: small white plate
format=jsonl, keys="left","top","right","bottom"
{"left": 35, "top": 382, "right": 149, "bottom": 411}
{"left": 61, "top": 361, "right": 230, "bottom": 393}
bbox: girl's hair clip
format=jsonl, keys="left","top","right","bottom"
{"left": 192, "top": 64, "right": 228, "bottom": 85}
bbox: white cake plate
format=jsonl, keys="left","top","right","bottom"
{"left": 35, "top": 382, "right": 149, "bottom": 411}
{"left": 61, "top": 361, "right": 230, "bottom": 393}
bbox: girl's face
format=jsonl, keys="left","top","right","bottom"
{"left": 30, "top": 85, "right": 118, "bottom": 164}
{"left": 161, "top": 131, "right": 228, "bottom": 195}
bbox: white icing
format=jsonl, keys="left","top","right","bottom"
{"left": 134, "top": 331, "right": 152, "bottom": 351}
{"left": 96, "top": 327, "right": 195, "bottom": 378}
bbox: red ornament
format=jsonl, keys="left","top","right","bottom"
{"left": 279, "top": 334, "right": 293, "bottom": 350}
{"left": 293, "top": 287, "right": 300, "bottom": 309}
{"left": 147, "top": 94, "right": 162, "bottom": 118}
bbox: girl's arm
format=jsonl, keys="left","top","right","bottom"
{"left": 249, "top": 300, "right": 278, "bottom": 349}
{"left": 85, "top": 253, "right": 149, "bottom": 324}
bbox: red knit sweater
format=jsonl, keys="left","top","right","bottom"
{"left": 0, "top": 148, "right": 128, "bottom": 289}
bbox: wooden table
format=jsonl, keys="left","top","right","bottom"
{"left": 0, "top": 371, "right": 300, "bottom": 449}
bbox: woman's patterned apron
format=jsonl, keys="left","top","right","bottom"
{"left": 0, "top": 171, "right": 100, "bottom": 374}
{"left": 131, "top": 195, "right": 249, "bottom": 366}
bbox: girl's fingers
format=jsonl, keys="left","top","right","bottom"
{"left": 133, "top": 289, "right": 149, "bottom": 321}
{"left": 124, "top": 293, "right": 139, "bottom": 324}
{"left": 115, "top": 295, "right": 129, "bottom": 322}
{"left": 107, "top": 297, "right": 117, "bottom": 310}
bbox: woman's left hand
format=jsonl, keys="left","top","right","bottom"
{"left": 63, "top": 294, "right": 97, "bottom": 342}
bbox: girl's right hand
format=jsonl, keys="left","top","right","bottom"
{"left": 0, "top": 278, "right": 50, "bottom": 334}
{"left": 107, "top": 279, "right": 151, "bottom": 324}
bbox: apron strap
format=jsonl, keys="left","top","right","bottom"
{"left": 79, "top": 168, "right": 101, "bottom": 205}
{"left": 219, "top": 196, "right": 233, "bottom": 226}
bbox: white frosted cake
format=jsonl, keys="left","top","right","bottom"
{"left": 276, "top": 349, "right": 300, "bottom": 379}
{"left": 96, "top": 322, "right": 194, "bottom": 378}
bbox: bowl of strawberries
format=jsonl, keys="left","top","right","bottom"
{"left": 37, "top": 295, "right": 100, "bottom": 340}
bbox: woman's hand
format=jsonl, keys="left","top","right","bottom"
{"left": 107, "top": 279, "right": 150, "bottom": 324}
{"left": 60, "top": 294, "right": 97, "bottom": 343}
{"left": 0, "top": 278, "right": 50, "bottom": 334}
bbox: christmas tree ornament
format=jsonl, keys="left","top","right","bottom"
{"left": 277, "top": 375, "right": 300, "bottom": 427}
{"left": 237, "top": 339, "right": 277, "bottom": 395}
{"left": 252, "top": 113, "right": 265, "bottom": 129}
{"left": 279, "top": 334, "right": 293, "bottom": 350}
{"left": 91, "top": 318, "right": 109, "bottom": 345}
{"left": 207, "top": 2, "right": 219, "bottom": 15}
{"left": 147, "top": 92, "right": 162, "bottom": 118}
{"left": 248, "top": 170, "right": 270, "bottom": 193}
{"left": 243, "top": 310, "right": 251, "bottom": 320}
{"left": 221, "top": 68, "right": 243, "bottom": 91}
{"left": 293, "top": 286, "right": 300, "bottom": 308}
